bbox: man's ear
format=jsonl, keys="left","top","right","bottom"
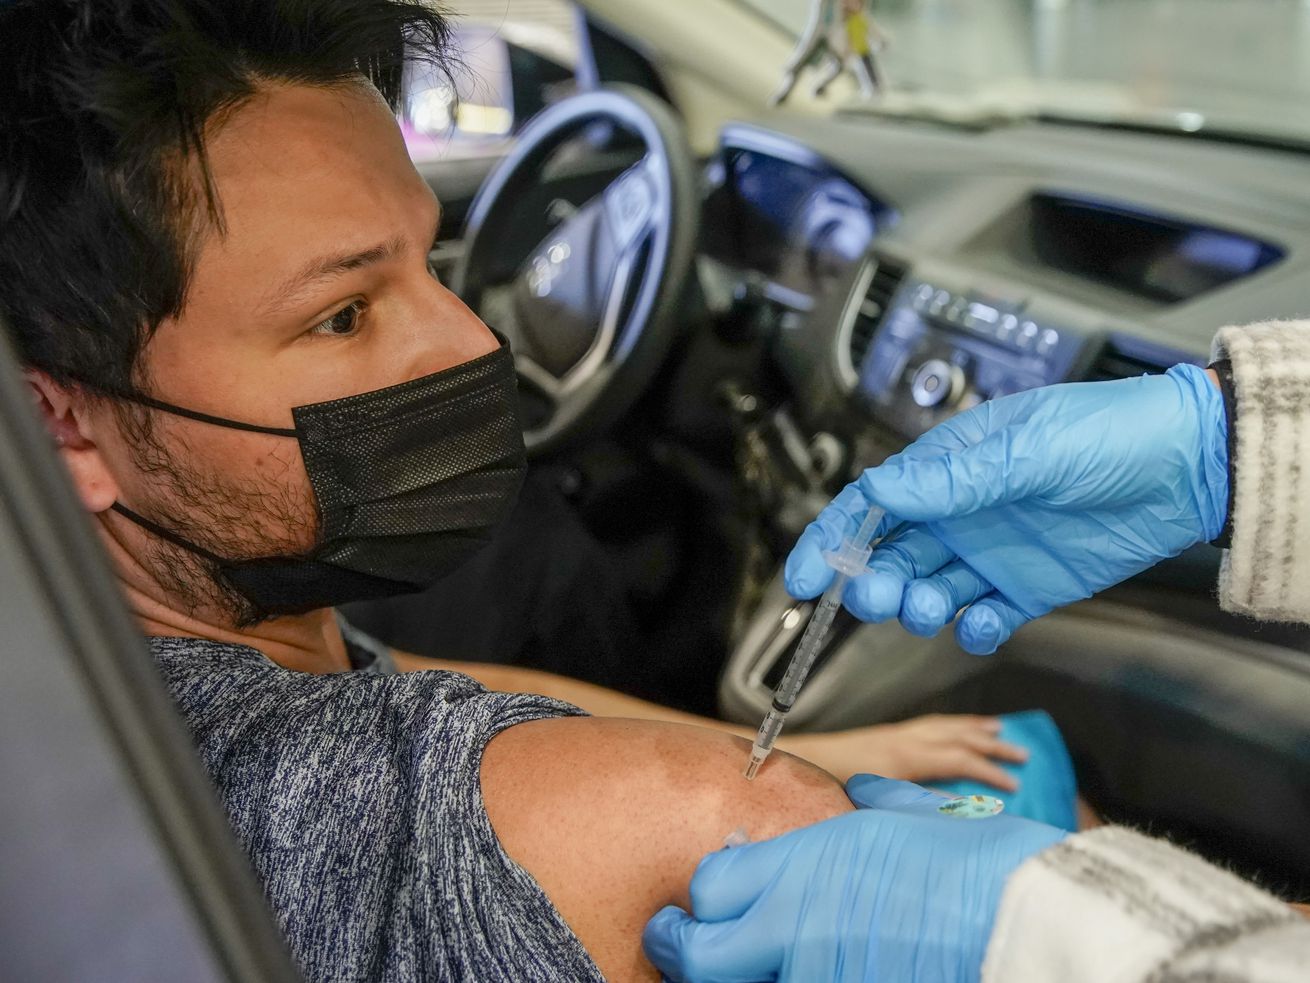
{"left": 24, "top": 370, "right": 121, "bottom": 514}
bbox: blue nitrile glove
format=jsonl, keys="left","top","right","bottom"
{"left": 785, "top": 365, "right": 1228, "bottom": 654}
{"left": 935, "top": 710, "right": 1078, "bottom": 830}
{"left": 643, "top": 776, "right": 1067, "bottom": 983}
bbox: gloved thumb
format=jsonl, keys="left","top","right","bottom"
{"left": 846, "top": 774, "right": 950, "bottom": 813}
{"left": 643, "top": 903, "right": 777, "bottom": 983}
{"left": 784, "top": 522, "right": 837, "bottom": 600}
{"left": 681, "top": 835, "right": 794, "bottom": 923}
{"left": 643, "top": 906, "right": 700, "bottom": 982}
{"left": 784, "top": 483, "right": 894, "bottom": 600}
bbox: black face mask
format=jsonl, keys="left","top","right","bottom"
{"left": 113, "top": 336, "right": 527, "bottom": 618}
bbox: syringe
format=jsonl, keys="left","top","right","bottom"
{"left": 744, "top": 504, "right": 888, "bottom": 781}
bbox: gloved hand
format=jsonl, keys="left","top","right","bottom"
{"left": 785, "top": 364, "right": 1228, "bottom": 654}
{"left": 643, "top": 776, "right": 1066, "bottom": 983}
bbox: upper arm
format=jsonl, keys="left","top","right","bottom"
{"left": 480, "top": 716, "right": 853, "bottom": 982}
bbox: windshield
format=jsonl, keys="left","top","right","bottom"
{"left": 740, "top": 0, "right": 1310, "bottom": 145}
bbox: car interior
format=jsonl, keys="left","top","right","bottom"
{"left": 407, "top": 0, "right": 1310, "bottom": 898}
{"left": 5, "top": 1, "right": 1310, "bottom": 976}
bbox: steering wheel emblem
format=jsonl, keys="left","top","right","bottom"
{"left": 527, "top": 241, "right": 572, "bottom": 297}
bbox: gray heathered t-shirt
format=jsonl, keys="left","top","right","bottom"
{"left": 148, "top": 627, "right": 606, "bottom": 983}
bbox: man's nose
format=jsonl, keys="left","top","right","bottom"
{"left": 403, "top": 283, "right": 499, "bottom": 381}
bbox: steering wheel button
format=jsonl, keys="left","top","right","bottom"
{"left": 606, "top": 170, "right": 655, "bottom": 248}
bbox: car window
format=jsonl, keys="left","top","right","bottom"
{"left": 735, "top": 0, "right": 1310, "bottom": 147}
{"left": 0, "top": 324, "right": 301, "bottom": 983}
{"left": 403, "top": 1, "right": 581, "bottom": 162}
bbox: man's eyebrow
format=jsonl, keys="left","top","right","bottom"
{"left": 262, "top": 208, "right": 444, "bottom": 317}
{"left": 264, "top": 235, "right": 406, "bottom": 315}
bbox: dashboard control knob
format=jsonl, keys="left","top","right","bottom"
{"left": 715, "top": 379, "right": 763, "bottom": 420}
{"left": 911, "top": 359, "right": 966, "bottom": 409}
{"left": 808, "top": 432, "right": 845, "bottom": 482}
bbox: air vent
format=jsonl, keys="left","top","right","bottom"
{"left": 848, "top": 256, "right": 908, "bottom": 372}
{"left": 1087, "top": 338, "right": 1173, "bottom": 381}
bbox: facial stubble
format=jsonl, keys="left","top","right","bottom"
{"left": 115, "top": 402, "right": 324, "bottom": 628}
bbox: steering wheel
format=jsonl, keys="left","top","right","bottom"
{"left": 452, "top": 86, "right": 699, "bottom": 455}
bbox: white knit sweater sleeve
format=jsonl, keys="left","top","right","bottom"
{"left": 1212, "top": 320, "right": 1310, "bottom": 622}
{"left": 983, "top": 827, "right": 1310, "bottom": 982}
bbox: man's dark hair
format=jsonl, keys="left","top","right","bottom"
{"left": 0, "top": 0, "right": 454, "bottom": 399}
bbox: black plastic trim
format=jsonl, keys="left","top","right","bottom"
{"left": 1208, "top": 357, "right": 1238, "bottom": 550}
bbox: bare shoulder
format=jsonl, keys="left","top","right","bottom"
{"left": 481, "top": 716, "right": 852, "bottom": 982}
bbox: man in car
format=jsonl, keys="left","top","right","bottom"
{"left": 0, "top": 1, "right": 878, "bottom": 979}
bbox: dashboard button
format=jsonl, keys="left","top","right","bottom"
{"left": 808, "top": 432, "right": 845, "bottom": 481}
{"left": 996, "top": 314, "right": 1019, "bottom": 342}
{"left": 1016, "top": 321, "right": 1040, "bottom": 350}
{"left": 1038, "top": 328, "right": 1060, "bottom": 355}
{"left": 911, "top": 359, "right": 966, "bottom": 409}
{"left": 964, "top": 302, "right": 999, "bottom": 332}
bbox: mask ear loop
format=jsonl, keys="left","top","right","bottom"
{"left": 110, "top": 502, "right": 233, "bottom": 565}
{"left": 106, "top": 395, "right": 299, "bottom": 562}
{"left": 121, "top": 393, "right": 299, "bottom": 438}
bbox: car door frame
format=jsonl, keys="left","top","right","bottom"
{"left": 0, "top": 322, "right": 302, "bottom": 983}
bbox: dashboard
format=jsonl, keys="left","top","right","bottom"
{"left": 701, "top": 116, "right": 1310, "bottom": 443}
{"left": 697, "top": 112, "right": 1310, "bottom": 898}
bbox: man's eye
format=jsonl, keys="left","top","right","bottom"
{"left": 310, "top": 301, "right": 365, "bottom": 338}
